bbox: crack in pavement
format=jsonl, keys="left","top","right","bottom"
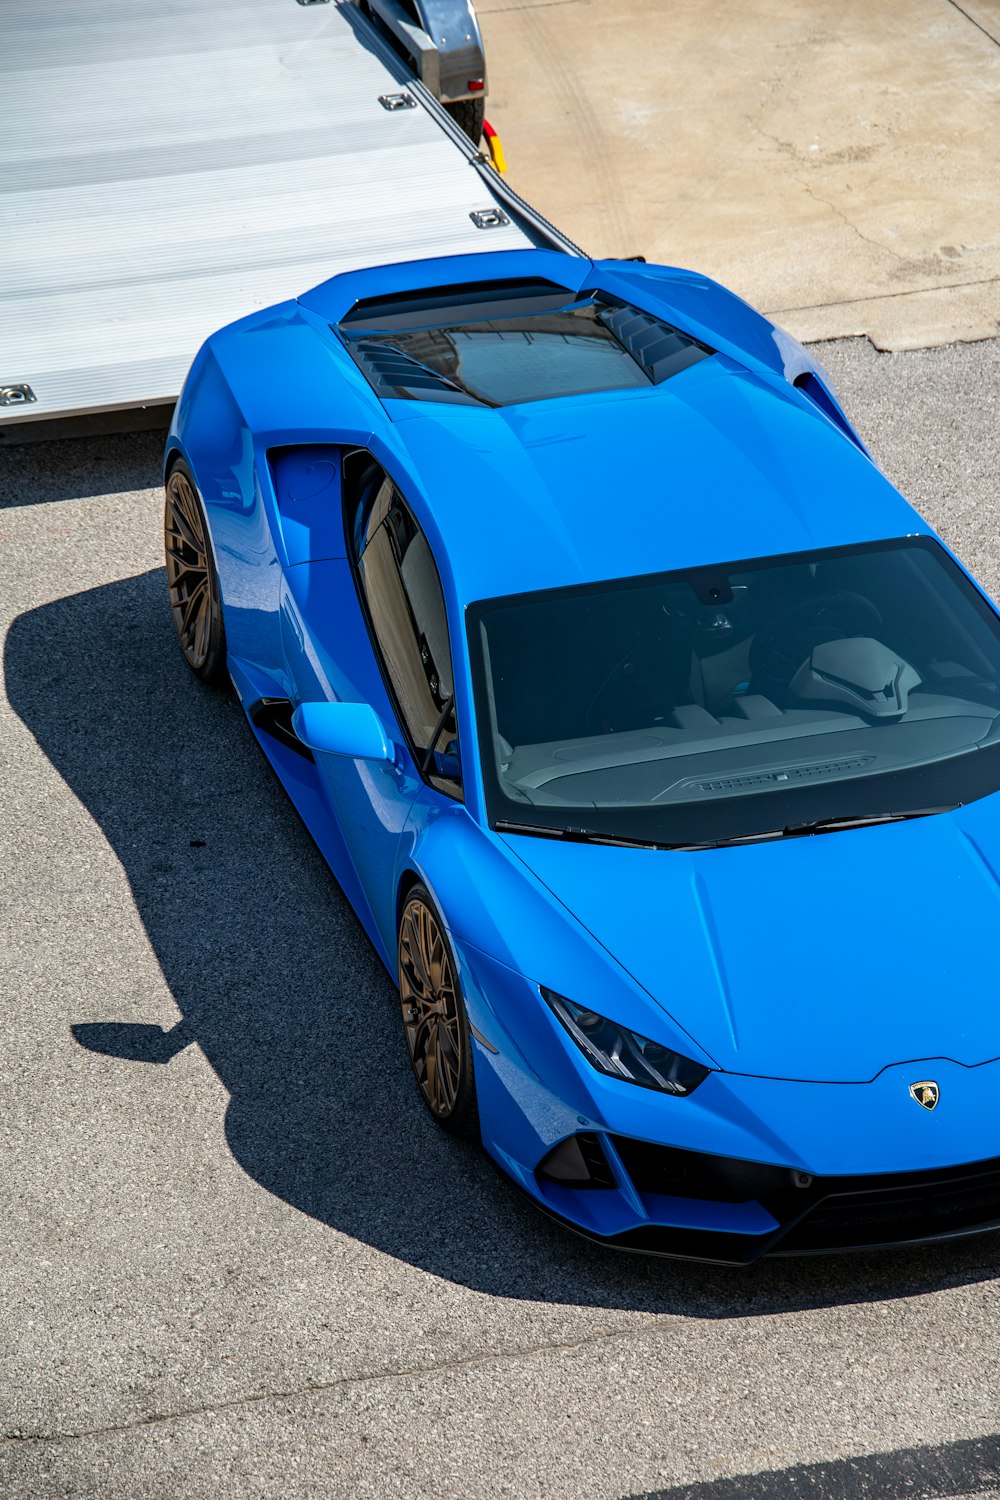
{"left": 479, "top": 0, "right": 581, "bottom": 13}
{"left": 0, "top": 1320, "right": 675, "bottom": 1446}
{"left": 796, "top": 179, "right": 910, "bottom": 264}
{"left": 768, "top": 273, "right": 1000, "bottom": 316}
{"left": 6, "top": 1256, "right": 1000, "bottom": 1448}
{"left": 745, "top": 118, "right": 919, "bottom": 269}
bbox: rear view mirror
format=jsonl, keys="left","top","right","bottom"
{"left": 291, "top": 701, "right": 395, "bottom": 763}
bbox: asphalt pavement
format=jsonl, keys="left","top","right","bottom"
{"left": 1, "top": 335, "right": 999, "bottom": 1497}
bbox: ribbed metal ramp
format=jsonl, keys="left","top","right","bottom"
{"left": 0, "top": 0, "right": 557, "bottom": 430}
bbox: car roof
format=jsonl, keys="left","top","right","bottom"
{"left": 204, "top": 251, "right": 926, "bottom": 608}
{"left": 387, "top": 353, "right": 925, "bottom": 606}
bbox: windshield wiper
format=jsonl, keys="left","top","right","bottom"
{"left": 496, "top": 804, "right": 961, "bottom": 853}
{"left": 494, "top": 819, "right": 665, "bottom": 850}
{"left": 780, "top": 804, "right": 960, "bottom": 837}
{"left": 682, "top": 803, "right": 962, "bottom": 850}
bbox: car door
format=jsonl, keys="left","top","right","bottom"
{"left": 283, "top": 467, "right": 463, "bottom": 960}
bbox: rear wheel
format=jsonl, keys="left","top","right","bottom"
{"left": 164, "top": 460, "right": 226, "bottom": 684}
{"left": 398, "top": 885, "right": 478, "bottom": 1136}
{"left": 445, "top": 97, "right": 485, "bottom": 145}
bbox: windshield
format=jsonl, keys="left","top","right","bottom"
{"left": 468, "top": 537, "right": 1000, "bottom": 846}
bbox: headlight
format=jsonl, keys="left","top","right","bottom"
{"left": 542, "top": 989, "right": 710, "bottom": 1096}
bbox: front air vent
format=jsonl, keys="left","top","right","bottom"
{"left": 611, "top": 1136, "right": 794, "bottom": 1203}
{"left": 777, "top": 1154, "right": 1000, "bottom": 1252}
{"left": 536, "top": 1132, "right": 617, "bottom": 1189}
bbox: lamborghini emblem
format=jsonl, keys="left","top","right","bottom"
{"left": 909, "top": 1080, "right": 940, "bottom": 1111}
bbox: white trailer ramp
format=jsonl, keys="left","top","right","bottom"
{"left": 0, "top": 0, "right": 571, "bottom": 434}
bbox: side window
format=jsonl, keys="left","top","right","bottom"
{"left": 353, "top": 473, "right": 461, "bottom": 798}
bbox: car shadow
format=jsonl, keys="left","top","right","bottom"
{"left": 7, "top": 568, "right": 999, "bottom": 1315}
{"left": 0, "top": 428, "right": 167, "bottom": 507}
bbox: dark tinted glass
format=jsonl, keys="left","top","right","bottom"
{"left": 469, "top": 537, "right": 1000, "bottom": 845}
{"left": 354, "top": 481, "right": 460, "bottom": 795}
{"left": 340, "top": 291, "right": 711, "bottom": 408}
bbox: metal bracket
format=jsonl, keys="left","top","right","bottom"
{"left": 296, "top": 0, "right": 330, "bottom": 6}
{"left": 469, "top": 208, "right": 509, "bottom": 229}
{"left": 378, "top": 92, "right": 417, "bottom": 111}
{"left": 0, "top": 384, "right": 36, "bottom": 407}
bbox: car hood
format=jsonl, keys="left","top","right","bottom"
{"left": 388, "top": 359, "right": 918, "bottom": 608}
{"left": 500, "top": 797, "right": 1000, "bottom": 1082}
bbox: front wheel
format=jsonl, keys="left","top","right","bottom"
{"left": 398, "top": 885, "right": 478, "bottom": 1136}
{"left": 164, "top": 460, "right": 227, "bottom": 685}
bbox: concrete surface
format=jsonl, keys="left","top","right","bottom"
{"left": 1, "top": 336, "right": 998, "bottom": 1497}
{"left": 480, "top": 0, "right": 1000, "bottom": 350}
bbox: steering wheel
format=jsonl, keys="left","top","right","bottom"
{"left": 749, "top": 591, "right": 884, "bottom": 692}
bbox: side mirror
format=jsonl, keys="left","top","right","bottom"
{"left": 291, "top": 701, "right": 395, "bottom": 763}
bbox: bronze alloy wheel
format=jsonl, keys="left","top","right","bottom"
{"left": 164, "top": 461, "right": 226, "bottom": 683}
{"left": 398, "top": 886, "right": 478, "bottom": 1135}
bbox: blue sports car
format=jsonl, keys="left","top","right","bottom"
{"left": 164, "top": 247, "right": 1000, "bottom": 1262}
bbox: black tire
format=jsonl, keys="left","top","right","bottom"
{"left": 398, "top": 884, "right": 479, "bottom": 1137}
{"left": 164, "top": 459, "right": 227, "bottom": 685}
{"left": 445, "top": 97, "right": 485, "bottom": 145}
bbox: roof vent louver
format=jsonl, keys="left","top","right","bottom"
{"left": 596, "top": 305, "right": 711, "bottom": 383}
{"left": 336, "top": 284, "right": 714, "bottom": 408}
{"left": 348, "top": 339, "right": 482, "bottom": 405}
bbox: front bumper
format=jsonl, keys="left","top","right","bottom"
{"left": 531, "top": 1132, "right": 1000, "bottom": 1264}
{"left": 455, "top": 948, "right": 1000, "bottom": 1254}
{"left": 457, "top": 945, "right": 1000, "bottom": 1262}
